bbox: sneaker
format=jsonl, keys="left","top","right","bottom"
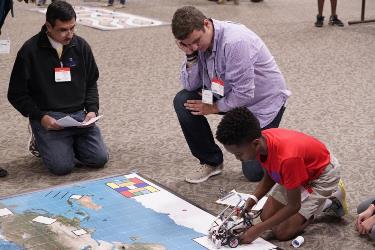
{"left": 28, "top": 124, "right": 41, "bottom": 158}
{"left": 315, "top": 15, "right": 324, "bottom": 27}
{"left": 325, "top": 179, "right": 348, "bottom": 217}
{"left": 217, "top": 0, "right": 225, "bottom": 4}
{"left": 329, "top": 15, "right": 344, "bottom": 27}
{"left": 106, "top": 3, "right": 113, "bottom": 7}
{"left": 185, "top": 164, "right": 223, "bottom": 184}
{"left": 251, "top": 0, "right": 263, "bottom": 2}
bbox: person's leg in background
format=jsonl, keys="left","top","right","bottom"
{"left": 329, "top": 0, "right": 344, "bottom": 26}
{"left": 315, "top": 0, "right": 325, "bottom": 27}
{"left": 357, "top": 197, "right": 375, "bottom": 214}
{"left": 106, "top": 0, "right": 115, "bottom": 7}
{"left": 174, "top": 90, "right": 223, "bottom": 183}
{"left": 241, "top": 106, "right": 286, "bottom": 182}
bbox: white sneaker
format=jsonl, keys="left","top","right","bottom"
{"left": 185, "top": 164, "right": 223, "bottom": 184}
{"left": 27, "top": 124, "right": 41, "bottom": 158}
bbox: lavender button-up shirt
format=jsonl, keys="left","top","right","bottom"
{"left": 180, "top": 19, "right": 291, "bottom": 128}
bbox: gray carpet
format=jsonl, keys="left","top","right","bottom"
{"left": 0, "top": 0, "right": 374, "bottom": 249}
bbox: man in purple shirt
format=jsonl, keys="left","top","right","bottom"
{"left": 172, "top": 6, "right": 290, "bottom": 184}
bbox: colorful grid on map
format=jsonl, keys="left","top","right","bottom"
{"left": 106, "top": 176, "right": 159, "bottom": 198}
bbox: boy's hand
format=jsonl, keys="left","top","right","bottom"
{"left": 359, "top": 215, "right": 375, "bottom": 234}
{"left": 240, "top": 198, "right": 256, "bottom": 217}
{"left": 356, "top": 205, "right": 375, "bottom": 232}
{"left": 240, "top": 225, "right": 262, "bottom": 244}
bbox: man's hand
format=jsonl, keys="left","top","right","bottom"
{"left": 184, "top": 100, "right": 219, "bottom": 115}
{"left": 175, "top": 40, "right": 195, "bottom": 55}
{"left": 240, "top": 224, "right": 262, "bottom": 244}
{"left": 41, "top": 115, "right": 63, "bottom": 130}
{"left": 84, "top": 112, "right": 97, "bottom": 123}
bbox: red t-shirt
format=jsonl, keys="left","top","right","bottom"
{"left": 258, "top": 128, "right": 330, "bottom": 190}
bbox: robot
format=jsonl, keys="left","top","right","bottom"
{"left": 208, "top": 194, "right": 261, "bottom": 248}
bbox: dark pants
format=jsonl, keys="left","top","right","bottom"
{"left": 242, "top": 105, "right": 286, "bottom": 182}
{"left": 173, "top": 89, "right": 286, "bottom": 181}
{"left": 108, "top": 0, "right": 125, "bottom": 4}
{"left": 30, "top": 111, "right": 108, "bottom": 176}
{"left": 0, "top": 0, "right": 12, "bottom": 34}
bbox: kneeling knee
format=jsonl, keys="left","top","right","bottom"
{"left": 47, "top": 162, "right": 74, "bottom": 176}
{"left": 88, "top": 152, "right": 109, "bottom": 168}
{"left": 273, "top": 228, "right": 295, "bottom": 241}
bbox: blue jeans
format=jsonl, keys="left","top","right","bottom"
{"left": 173, "top": 89, "right": 286, "bottom": 179}
{"left": 30, "top": 111, "right": 108, "bottom": 175}
{"left": 242, "top": 105, "right": 286, "bottom": 182}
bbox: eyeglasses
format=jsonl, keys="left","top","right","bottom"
{"left": 56, "top": 26, "right": 77, "bottom": 36}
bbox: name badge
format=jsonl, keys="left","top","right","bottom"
{"left": 55, "top": 67, "right": 71, "bottom": 82}
{"left": 211, "top": 77, "right": 224, "bottom": 96}
{"left": 202, "top": 89, "right": 213, "bottom": 104}
{"left": 0, "top": 40, "right": 10, "bottom": 54}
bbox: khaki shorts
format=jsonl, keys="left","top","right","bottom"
{"left": 269, "top": 156, "right": 340, "bottom": 220}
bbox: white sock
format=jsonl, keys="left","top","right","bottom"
{"left": 323, "top": 198, "right": 333, "bottom": 211}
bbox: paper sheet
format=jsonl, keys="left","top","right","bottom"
{"left": 0, "top": 208, "right": 13, "bottom": 217}
{"left": 32, "top": 216, "right": 56, "bottom": 225}
{"left": 0, "top": 40, "right": 10, "bottom": 54}
{"left": 216, "top": 189, "right": 268, "bottom": 211}
{"left": 56, "top": 115, "right": 102, "bottom": 127}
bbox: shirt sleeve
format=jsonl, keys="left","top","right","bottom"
{"left": 7, "top": 49, "right": 46, "bottom": 121}
{"left": 215, "top": 40, "right": 257, "bottom": 112}
{"left": 82, "top": 41, "right": 99, "bottom": 113}
{"left": 281, "top": 157, "right": 309, "bottom": 190}
{"left": 180, "top": 57, "right": 202, "bottom": 91}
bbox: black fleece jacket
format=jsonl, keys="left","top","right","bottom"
{"left": 8, "top": 25, "right": 99, "bottom": 121}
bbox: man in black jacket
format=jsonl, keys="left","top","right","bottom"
{"left": 8, "top": 1, "right": 108, "bottom": 175}
{"left": 0, "top": 0, "right": 12, "bottom": 177}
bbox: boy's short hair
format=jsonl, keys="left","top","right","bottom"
{"left": 46, "top": 1, "right": 76, "bottom": 27}
{"left": 171, "top": 6, "right": 207, "bottom": 40}
{"left": 216, "top": 107, "right": 261, "bottom": 145}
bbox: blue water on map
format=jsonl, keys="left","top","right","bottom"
{"left": 0, "top": 176, "right": 206, "bottom": 250}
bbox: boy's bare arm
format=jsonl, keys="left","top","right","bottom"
{"left": 243, "top": 172, "right": 275, "bottom": 212}
{"left": 241, "top": 187, "right": 301, "bottom": 243}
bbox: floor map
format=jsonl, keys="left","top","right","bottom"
{"left": 32, "top": 6, "right": 168, "bottom": 30}
{"left": 0, "top": 173, "right": 277, "bottom": 250}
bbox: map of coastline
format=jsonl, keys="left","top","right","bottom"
{"left": 0, "top": 174, "right": 208, "bottom": 250}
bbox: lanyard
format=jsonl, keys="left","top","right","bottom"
{"left": 201, "top": 50, "right": 220, "bottom": 90}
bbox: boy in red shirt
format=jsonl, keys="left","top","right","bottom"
{"left": 216, "top": 107, "right": 347, "bottom": 243}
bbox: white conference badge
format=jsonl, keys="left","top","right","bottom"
{"left": 202, "top": 89, "right": 213, "bottom": 105}
{"left": 0, "top": 40, "right": 10, "bottom": 54}
{"left": 55, "top": 67, "right": 71, "bottom": 82}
